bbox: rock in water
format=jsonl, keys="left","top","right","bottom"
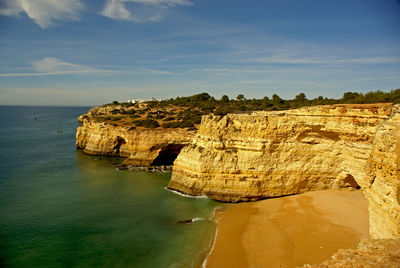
{"left": 177, "top": 217, "right": 204, "bottom": 224}
{"left": 177, "top": 219, "right": 194, "bottom": 224}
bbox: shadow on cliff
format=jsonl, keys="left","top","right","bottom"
{"left": 151, "top": 144, "right": 185, "bottom": 166}
{"left": 114, "top": 136, "right": 126, "bottom": 155}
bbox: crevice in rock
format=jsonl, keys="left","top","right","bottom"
{"left": 369, "top": 176, "right": 376, "bottom": 188}
{"left": 397, "top": 187, "right": 400, "bottom": 206}
{"left": 151, "top": 144, "right": 185, "bottom": 166}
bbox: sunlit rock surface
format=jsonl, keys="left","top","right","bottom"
{"left": 169, "top": 103, "right": 400, "bottom": 239}
{"left": 76, "top": 106, "right": 194, "bottom": 166}
{"left": 303, "top": 239, "right": 400, "bottom": 267}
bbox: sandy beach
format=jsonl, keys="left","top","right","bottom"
{"left": 204, "top": 190, "right": 370, "bottom": 268}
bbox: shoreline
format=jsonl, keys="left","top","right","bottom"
{"left": 203, "top": 190, "right": 370, "bottom": 268}
{"left": 201, "top": 206, "right": 224, "bottom": 268}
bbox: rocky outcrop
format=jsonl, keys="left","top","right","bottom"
{"left": 169, "top": 103, "right": 400, "bottom": 239}
{"left": 303, "top": 239, "right": 400, "bottom": 267}
{"left": 76, "top": 106, "right": 195, "bottom": 166}
{"left": 77, "top": 103, "right": 400, "bottom": 240}
{"left": 366, "top": 105, "right": 400, "bottom": 239}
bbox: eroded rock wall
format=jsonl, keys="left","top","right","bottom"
{"left": 366, "top": 105, "right": 400, "bottom": 239}
{"left": 169, "top": 104, "right": 391, "bottom": 201}
{"left": 303, "top": 239, "right": 400, "bottom": 267}
{"left": 169, "top": 103, "right": 400, "bottom": 238}
{"left": 76, "top": 112, "right": 194, "bottom": 166}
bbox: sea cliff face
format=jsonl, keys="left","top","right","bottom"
{"left": 169, "top": 103, "right": 400, "bottom": 239}
{"left": 366, "top": 104, "right": 400, "bottom": 239}
{"left": 76, "top": 106, "right": 195, "bottom": 166}
{"left": 303, "top": 239, "right": 400, "bottom": 267}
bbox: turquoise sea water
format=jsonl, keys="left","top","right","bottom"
{"left": 0, "top": 106, "right": 219, "bottom": 268}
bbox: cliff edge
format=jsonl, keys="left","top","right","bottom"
{"left": 169, "top": 103, "right": 400, "bottom": 239}
{"left": 76, "top": 104, "right": 195, "bottom": 166}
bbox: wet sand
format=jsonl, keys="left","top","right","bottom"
{"left": 204, "top": 190, "right": 370, "bottom": 268}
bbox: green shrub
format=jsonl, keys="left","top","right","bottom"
{"left": 133, "top": 119, "right": 160, "bottom": 128}
{"left": 161, "top": 120, "right": 194, "bottom": 128}
{"left": 153, "top": 114, "right": 166, "bottom": 119}
{"left": 110, "top": 109, "right": 121, "bottom": 114}
{"left": 179, "top": 120, "right": 194, "bottom": 128}
{"left": 161, "top": 122, "right": 180, "bottom": 128}
{"left": 122, "top": 102, "right": 134, "bottom": 107}
{"left": 214, "top": 107, "right": 234, "bottom": 116}
{"left": 163, "top": 116, "right": 175, "bottom": 121}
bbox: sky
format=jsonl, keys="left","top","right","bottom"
{"left": 0, "top": 0, "right": 399, "bottom": 106}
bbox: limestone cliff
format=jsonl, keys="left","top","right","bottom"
{"left": 76, "top": 106, "right": 195, "bottom": 166}
{"left": 169, "top": 103, "right": 400, "bottom": 239}
{"left": 366, "top": 104, "right": 400, "bottom": 239}
{"left": 303, "top": 239, "right": 400, "bottom": 267}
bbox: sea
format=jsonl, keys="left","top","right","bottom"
{"left": 0, "top": 106, "right": 220, "bottom": 268}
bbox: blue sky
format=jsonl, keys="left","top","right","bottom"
{"left": 0, "top": 0, "right": 399, "bottom": 106}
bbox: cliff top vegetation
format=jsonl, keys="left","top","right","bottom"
{"left": 86, "top": 88, "right": 400, "bottom": 129}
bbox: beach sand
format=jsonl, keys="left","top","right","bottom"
{"left": 204, "top": 190, "right": 369, "bottom": 268}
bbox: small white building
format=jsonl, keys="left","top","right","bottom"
{"left": 127, "top": 98, "right": 155, "bottom": 103}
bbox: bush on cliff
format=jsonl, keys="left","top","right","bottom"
{"left": 163, "top": 116, "right": 175, "bottom": 121}
{"left": 161, "top": 120, "right": 194, "bottom": 128}
{"left": 110, "top": 109, "right": 121, "bottom": 114}
{"left": 133, "top": 119, "right": 160, "bottom": 128}
{"left": 99, "top": 88, "right": 400, "bottom": 127}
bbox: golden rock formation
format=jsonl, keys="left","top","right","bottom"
{"left": 366, "top": 105, "right": 400, "bottom": 239}
{"left": 303, "top": 239, "right": 400, "bottom": 267}
{"left": 76, "top": 106, "right": 194, "bottom": 166}
{"left": 169, "top": 103, "right": 400, "bottom": 239}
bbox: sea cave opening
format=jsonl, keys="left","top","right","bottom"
{"left": 344, "top": 174, "right": 361, "bottom": 190}
{"left": 151, "top": 144, "right": 185, "bottom": 166}
{"left": 114, "top": 136, "right": 126, "bottom": 155}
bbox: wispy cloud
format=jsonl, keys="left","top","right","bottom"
{"left": 0, "top": 0, "right": 84, "bottom": 28}
{"left": 126, "top": 0, "right": 193, "bottom": 6}
{"left": 100, "top": 0, "right": 193, "bottom": 22}
{"left": 31, "top": 57, "right": 97, "bottom": 73}
{"left": 0, "top": 57, "right": 173, "bottom": 77}
{"left": 252, "top": 54, "right": 400, "bottom": 65}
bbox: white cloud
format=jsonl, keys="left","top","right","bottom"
{"left": 31, "top": 57, "right": 95, "bottom": 73}
{"left": 0, "top": 57, "right": 173, "bottom": 77}
{"left": 0, "top": 57, "right": 104, "bottom": 77}
{"left": 100, "top": 0, "right": 192, "bottom": 22}
{"left": 101, "top": 0, "right": 132, "bottom": 21}
{"left": 0, "top": 0, "right": 84, "bottom": 28}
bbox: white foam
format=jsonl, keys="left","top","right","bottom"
{"left": 164, "top": 187, "right": 208, "bottom": 199}
{"left": 202, "top": 207, "right": 222, "bottom": 268}
{"left": 208, "top": 206, "right": 223, "bottom": 221}
{"left": 192, "top": 217, "right": 204, "bottom": 222}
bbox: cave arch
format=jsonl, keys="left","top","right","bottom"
{"left": 151, "top": 144, "right": 185, "bottom": 166}
{"left": 114, "top": 136, "right": 126, "bottom": 155}
{"left": 343, "top": 174, "right": 361, "bottom": 189}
